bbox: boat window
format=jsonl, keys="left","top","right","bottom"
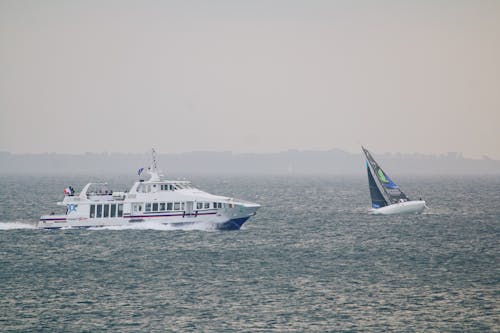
{"left": 110, "top": 204, "right": 116, "bottom": 217}
{"left": 197, "top": 202, "right": 203, "bottom": 210}
{"left": 145, "top": 203, "right": 151, "bottom": 212}
{"left": 117, "top": 204, "right": 123, "bottom": 217}
{"left": 103, "top": 204, "right": 109, "bottom": 218}
{"left": 90, "top": 205, "right": 96, "bottom": 218}
{"left": 181, "top": 202, "right": 185, "bottom": 210}
{"left": 174, "top": 202, "right": 180, "bottom": 210}
{"left": 160, "top": 202, "right": 165, "bottom": 211}
{"left": 218, "top": 203, "right": 223, "bottom": 209}
{"left": 136, "top": 203, "right": 143, "bottom": 212}
{"left": 204, "top": 202, "right": 210, "bottom": 209}
{"left": 96, "top": 205, "right": 102, "bottom": 218}
{"left": 152, "top": 203, "right": 158, "bottom": 212}
{"left": 167, "top": 202, "right": 172, "bottom": 211}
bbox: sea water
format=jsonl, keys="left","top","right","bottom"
{"left": 0, "top": 174, "right": 498, "bottom": 332}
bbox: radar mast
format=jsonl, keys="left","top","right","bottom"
{"left": 148, "top": 148, "right": 161, "bottom": 182}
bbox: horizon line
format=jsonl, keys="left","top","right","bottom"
{"left": 0, "top": 149, "right": 497, "bottom": 161}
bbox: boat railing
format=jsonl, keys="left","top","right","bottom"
{"left": 86, "top": 190, "right": 113, "bottom": 196}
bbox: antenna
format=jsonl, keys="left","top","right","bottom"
{"left": 146, "top": 148, "right": 161, "bottom": 182}
{"left": 151, "top": 148, "right": 158, "bottom": 171}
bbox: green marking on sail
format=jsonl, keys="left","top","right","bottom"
{"left": 377, "top": 169, "right": 388, "bottom": 183}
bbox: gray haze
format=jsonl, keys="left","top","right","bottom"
{"left": 1, "top": 1, "right": 499, "bottom": 158}
{"left": 1, "top": 150, "right": 499, "bottom": 175}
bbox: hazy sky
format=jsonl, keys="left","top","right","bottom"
{"left": 1, "top": 0, "right": 499, "bottom": 158}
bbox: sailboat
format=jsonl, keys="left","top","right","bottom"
{"left": 362, "top": 146, "right": 426, "bottom": 215}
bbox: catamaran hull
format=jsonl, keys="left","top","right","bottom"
{"left": 38, "top": 206, "right": 259, "bottom": 231}
{"left": 38, "top": 217, "right": 251, "bottom": 231}
{"left": 38, "top": 216, "right": 253, "bottom": 231}
{"left": 370, "top": 200, "right": 426, "bottom": 215}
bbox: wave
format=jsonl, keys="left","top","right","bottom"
{"left": 0, "top": 220, "right": 218, "bottom": 232}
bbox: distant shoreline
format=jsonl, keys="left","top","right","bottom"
{"left": 1, "top": 150, "right": 498, "bottom": 175}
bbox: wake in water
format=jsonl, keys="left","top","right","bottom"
{"left": 0, "top": 222, "right": 37, "bottom": 230}
{"left": 0, "top": 220, "right": 217, "bottom": 232}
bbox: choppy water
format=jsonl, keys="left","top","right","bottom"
{"left": 0, "top": 174, "right": 499, "bottom": 332}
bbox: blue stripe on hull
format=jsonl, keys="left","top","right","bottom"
{"left": 216, "top": 217, "right": 250, "bottom": 231}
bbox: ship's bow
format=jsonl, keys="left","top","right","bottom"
{"left": 217, "top": 201, "right": 261, "bottom": 230}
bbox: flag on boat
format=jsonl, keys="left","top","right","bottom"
{"left": 64, "top": 187, "right": 71, "bottom": 195}
{"left": 137, "top": 167, "right": 144, "bottom": 176}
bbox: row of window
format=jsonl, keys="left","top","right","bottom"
{"left": 160, "top": 184, "right": 175, "bottom": 191}
{"left": 132, "top": 201, "right": 226, "bottom": 213}
{"left": 90, "top": 204, "right": 124, "bottom": 218}
{"left": 137, "top": 183, "right": 193, "bottom": 193}
{"left": 89, "top": 201, "right": 229, "bottom": 217}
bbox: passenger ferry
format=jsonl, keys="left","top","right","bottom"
{"left": 38, "top": 150, "right": 260, "bottom": 230}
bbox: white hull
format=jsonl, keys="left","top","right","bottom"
{"left": 370, "top": 200, "right": 426, "bottom": 215}
{"left": 39, "top": 204, "right": 259, "bottom": 230}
